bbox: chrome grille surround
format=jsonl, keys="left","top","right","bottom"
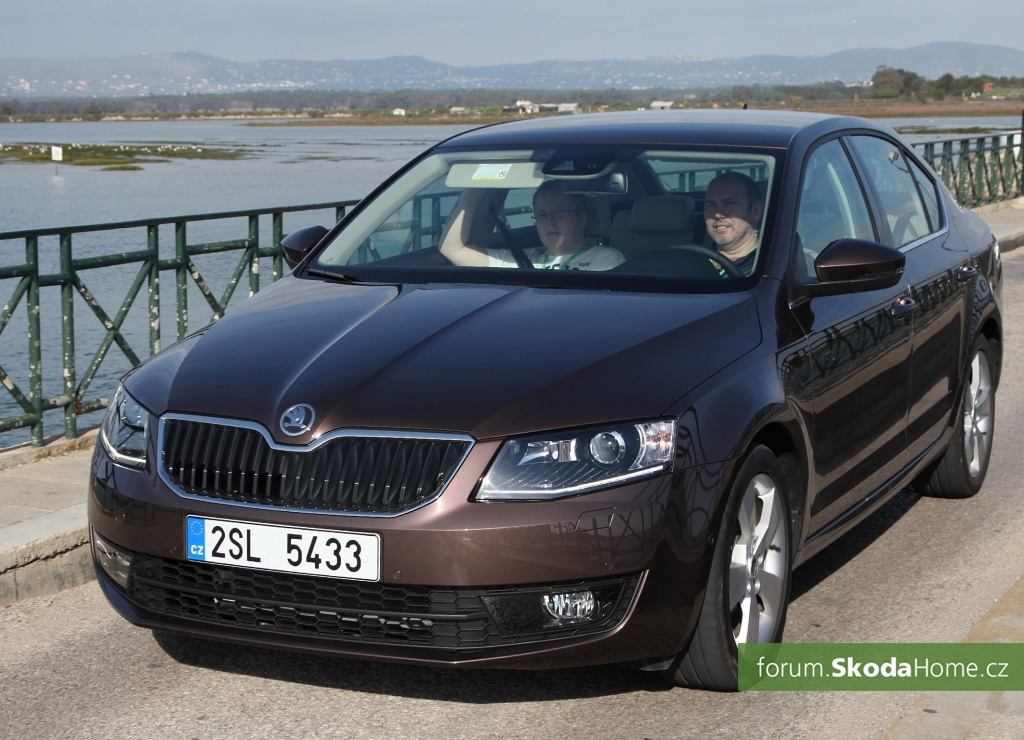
{"left": 158, "top": 414, "right": 474, "bottom": 516}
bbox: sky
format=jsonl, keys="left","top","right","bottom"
{"left": 2, "top": 0, "right": 1022, "bottom": 66}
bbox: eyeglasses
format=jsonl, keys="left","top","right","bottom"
{"left": 531, "top": 208, "right": 582, "bottom": 222}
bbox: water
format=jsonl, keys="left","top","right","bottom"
{"left": 878, "top": 115, "right": 1022, "bottom": 137}
{"left": 2, "top": 116, "right": 1019, "bottom": 232}
{"left": 0, "top": 116, "right": 1017, "bottom": 448}
{"left": 0, "top": 120, "right": 475, "bottom": 231}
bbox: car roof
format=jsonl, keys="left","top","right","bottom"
{"left": 435, "top": 109, "right": 887, "bottom": 150}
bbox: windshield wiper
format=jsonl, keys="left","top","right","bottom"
{"left": 305, "top": 265, "right": 363, "bottom": 283}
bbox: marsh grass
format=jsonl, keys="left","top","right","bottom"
{"left": 0, "top": 142, "right": 250, "bottom": 166}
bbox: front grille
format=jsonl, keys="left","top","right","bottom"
{"left": 160, "top": 418, "right": 470, "bottom": 514}
{"left": 128, "top": 553, "right": 640, "bottom": 650}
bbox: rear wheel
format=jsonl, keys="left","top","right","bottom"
{"left": 663, "top": 446, "right": 792, "bottom": 691}
{"left": 915, "top": 335, "right": 996, "bottom": 499}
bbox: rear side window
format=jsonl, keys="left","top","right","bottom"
{"left": 849, "top": 136, "right": 935, "bottom": 247}
{"left": 647, "top": 157, "right": 771, "bottom": 196}
{"left": 907, "top": 157, "right": 943, "bottom": 233}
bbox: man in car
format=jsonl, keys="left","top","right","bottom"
{"left": 703, "top": 172, "right": 764, "bottom": 276}
{"left": 440, "top": 180, "right": 624, "bottom": 270}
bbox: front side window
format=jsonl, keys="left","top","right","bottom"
{"left": 313, "top": 145, "right": 779, "bottom": 289}
{"left": 794, "top": 139, "right": 875, "bottom": 276}
{"left": 849, "top": 135, "right": 935, "bottom": 247}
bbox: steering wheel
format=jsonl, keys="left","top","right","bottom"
{"left": 490, "top": 202, "right": 534, "bottom": 269}
{"left": 667, "top": 244, "right": 746, "bottom": 279}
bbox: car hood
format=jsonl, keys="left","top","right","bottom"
{"left": 127, "top": 275, "right": 761, "bottom": 443}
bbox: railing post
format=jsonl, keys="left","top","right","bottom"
{"left": 26, "top": 236, "right": 43, "bottom": 446}
{"left": 248, "top": 214, "right": 260, "bottom": 296}
{"left": 940, "top": 141, "right": 955, "bottom": 199}
{"left": 175, "top": 221, "right": 189, "bottom": 340}
{"left": 922, "top": 142, "right": 936, "bottom": 173}
{"left": 272, "top": 212, "right": 284, "bottom": 281}
{"left": 148, "top": 224, "right": 161, "bottom": 355}
{"left": 59, "top": 232, "right": 77, "bottom": 439}
{"left": 1018, "top": 122, "right": 1024, "bottom": 197}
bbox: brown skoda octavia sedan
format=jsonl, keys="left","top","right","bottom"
{"left": 90, "top": 110, "right": 1002, "bottom": 690}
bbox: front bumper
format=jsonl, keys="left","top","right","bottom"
{"left": 88, "top": 437, "right": 719, "bottom": 669}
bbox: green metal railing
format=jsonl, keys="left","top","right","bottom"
{"left": 913, "top": 130, "right": 1023, "bottom": 207}
{"left": 1, "top": 201, "right": 355, "bottom": 446}
{"left": 1, "top": 128, "right": 1022, "bottom": 447}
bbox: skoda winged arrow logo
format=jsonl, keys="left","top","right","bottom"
{"left": 280, "top": 403, "right": 316, "bottom": 437}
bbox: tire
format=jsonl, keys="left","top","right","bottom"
{"left": 915, "top": 335, "right": 996, "bottom": 499}
{"left": 663, "top": 446, "right": 793, "bottom": 691}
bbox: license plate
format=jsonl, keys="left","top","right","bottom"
{"left": 186, "top": 516, "right": 380, "bottom": 582}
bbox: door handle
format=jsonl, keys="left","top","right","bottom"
{"left": 890, "top": 296, "right": 916, "bottom": 318}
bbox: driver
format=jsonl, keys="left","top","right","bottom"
{"left": 703, "top": 172, "right": 764, "bottom": 277}
{"left": 440, "top": 180, "right": 624, "bottom": 270}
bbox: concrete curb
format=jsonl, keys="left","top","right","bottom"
{"left": 0, "top": 504, "right": 91, "bottom": 607}
{"left": 0, "top": 431, "right": 98, "bottom": 607}
{"left": 0, "top": 427, "right": 99, "bottom": 472}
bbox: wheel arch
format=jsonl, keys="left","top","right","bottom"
{"left": 979, "top": 315, "right": 1002, "bottom": 389}
{"left": 747, "top": 420, "right": 807, "bottom": 558}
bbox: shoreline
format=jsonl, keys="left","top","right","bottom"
{"left": 2, "top": 100, "right": 1021, "bottom": 127}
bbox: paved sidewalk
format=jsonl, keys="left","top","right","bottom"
{"left": 974, "top": 196, "right": 1024, "bottom": 251}
{"left": 1, "top": 199, "right": 1023, "bottom": 734}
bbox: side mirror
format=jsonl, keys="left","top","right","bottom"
{"left": 281, "top": 225, "right": 329, "bottom": 268}
{"left": 795, "top": 238, "right": 905, "bottom": 298}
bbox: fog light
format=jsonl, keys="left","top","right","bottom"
{"left": 543, "top": 591, "right": 596, "bottom": 624}
{"left": 481, "top": 583, "right": 621, "bottom": 635}
{"left": 93, "top": 531, "right": 132, "bottom": 590}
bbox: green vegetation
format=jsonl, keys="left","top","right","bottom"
{"left": 0, "top": 142, "right": 250, "bottom": 166}
{"left": 0, "top": 67, "right": 1020, "bottom": 126}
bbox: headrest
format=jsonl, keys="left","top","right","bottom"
{"left": 583, "top": 196, "right": 612, "bottom": 238}
{"left": 631, "top": 196, "right": 696, "bottom": 234}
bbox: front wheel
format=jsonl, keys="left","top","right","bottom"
{"left": 915, "top": 335, "right": 997, "bottom": 499}
{"left": 663, "top": 446, "right": 793, "bottom": 691}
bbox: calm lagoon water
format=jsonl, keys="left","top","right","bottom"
{"left": 0, "top": 120, "right": 476, "bottom": 232}
{"left": 0, "top": 115, "right": 1018, "bottom": 447}
{"left": 2, "top": 115, "right": 1020, "bottom": 232}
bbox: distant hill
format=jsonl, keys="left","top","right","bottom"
{"left": 2, "top": 42, "right": 1022, "bottom": 98}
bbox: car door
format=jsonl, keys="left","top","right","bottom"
{"left": 846, "top": 135, "right": 972, "bottom": 466}
{"left": 788, "top": 137, "right": 915, "bottom": 536}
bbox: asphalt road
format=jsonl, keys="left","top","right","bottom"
{"left": 2, "top": 250, "right": 1023, "bottom": 740}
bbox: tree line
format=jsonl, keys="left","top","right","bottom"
{"left": 1, "top": 68, "right": 1021, "bottom": 121}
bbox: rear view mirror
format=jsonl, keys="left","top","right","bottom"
{"left": 561, "top": 172, "right": 629, "bottom": 195}
{"left": 282, "top": 225, "right": 329, "bottom": 268}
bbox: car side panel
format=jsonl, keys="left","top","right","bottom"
{"left": 794, "top": 281, "right": 914, "bottom": 533}
{"left": 902, "top": 230, "right": 971, "bottom": 464}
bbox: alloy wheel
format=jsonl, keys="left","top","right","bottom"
{"left": 963, "top": 348, "right": 994, "bottom": 480}
{"left": 728, "top": 472, "right": 789, "bottom": 644}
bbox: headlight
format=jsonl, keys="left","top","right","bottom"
{"left": 100, "top": 384, "right": 149, "bottom": 467}
{"left": 475, "top": 419, "right": 675, "bottom": 501}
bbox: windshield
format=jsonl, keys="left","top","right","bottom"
{"left": 313, "top": 143, "right": 779, "bottom": 290}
